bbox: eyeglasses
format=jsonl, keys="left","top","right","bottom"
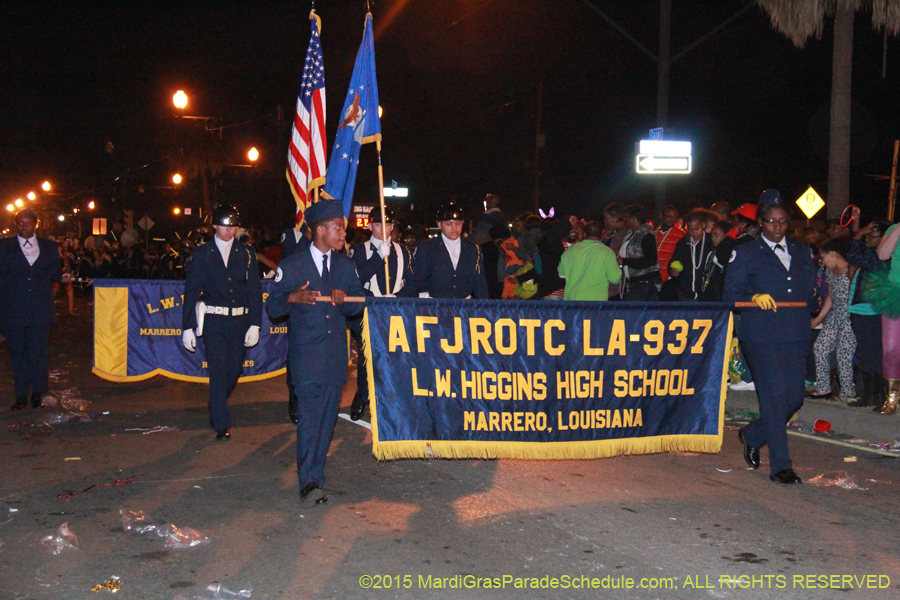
{"left": 761, "top": 218, "right": 790, "bottom": 226}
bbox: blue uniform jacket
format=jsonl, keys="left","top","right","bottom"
{"left": 0, "top": 236, "right": 61, "bottom": 330}
{"left": 722, "top": 236, "right": 816, "bottom": 343}
{"left": 413, "top": 236, "right": 489, "bottom": 299}
{"left": 182, "top": 240, "right": 263, "bottom": 330}
{"left": 267, "top": 248, "right": 366, "bottom": 385}
{"left": 281, "top": 228, "right": 312, "bottom": 259}
{"left": 350, "top": 240, "right": 417, "bottom": 297}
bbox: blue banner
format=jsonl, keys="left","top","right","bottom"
{"left": 365, "top": 299, "right": 732, "bottom": 460}
{"left": 92, "top": 280, "right": 287, "bottom": 383}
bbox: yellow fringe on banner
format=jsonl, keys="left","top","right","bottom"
{"left": 362, "top": 308, "right": 381, "bottom": 441}
{"left": 91, "top": 366, "right": 286, "bottom": 384}
{"left": 372, "top": 434, "right": 722, "bottom": 461}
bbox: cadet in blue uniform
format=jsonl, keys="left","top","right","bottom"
{"left": 347, "top": 206, "right": 416, "bottom": 420}
{"left": 182, "top": 205, "right": 262, "bottom": 440}
{"left": 1, "top": 209, "right": 61, "bottom": 410}
{"left": 268, "top": 199, "right": 366, "bottom": 508}
{"left": 414, "top": 203, "right": 489, "bottom": 299}
{"left": 280, "top": 223, "right": 312, "bottom": 424}
{"left": 723, "top": 190, "right": 816, "bottom": 484}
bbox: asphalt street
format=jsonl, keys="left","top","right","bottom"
{"left": 1, "top": 297, "right": 898, "bottom": 600}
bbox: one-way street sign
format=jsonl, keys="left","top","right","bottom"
{"left": 636, "top": 155, "right": 692, "bottom": 174}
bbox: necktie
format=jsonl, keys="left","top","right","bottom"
{"left": 24, "top": 240, "right": 31, "bottom": 247}
{"left": 321, "top": 254, "right": 330, "bottom": 286}
{"left": 774, "top": 243, "right": 785, "bottom": 253}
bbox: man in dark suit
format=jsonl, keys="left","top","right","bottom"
{"left": 181, "top": 205, "right": 262, "bottom": 440}
{"left": 1, "top": 209, "right": 61, "bottom": 410}
{"left": 413, "top": 203, "right": 489, "bottom": 299}
{"left": 280, "top": 222, "right": 312, "bottom": 424}
{"left": 268, "top": 199, "right": 366, "bottom": 508}
{"left": 347, "top": 206, "right": 416, "bottom": 420}
{"left": 723, "top": 190, "right": 816, "bottom": 485}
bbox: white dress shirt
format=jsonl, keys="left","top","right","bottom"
{"left": 441, "top": 234, "right": 461, "bottom": 270}
{"left": 214, "top": 235, "right": 234, "bottom": 267}
{"left": 761, "top": 235, "right": 791, "bottom": 271}
{"left": 309, "top": 245, "right": 331, "bottom": 276}
{"left": 18, "top": 235, "right": 40, "bottom": 266}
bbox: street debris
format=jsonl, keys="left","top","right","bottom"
{"left": 844, "top": 456, "right": 857, "bottom": 462}
{"left": 807, "top": 471, "right": 869, "bottom": 491}
{"left": 41, "top": 522, "right": 79, "bottom": 555}
{"left": 124, "top": 426, "right": 179, "bottom": 435}
{"left": 91, "top": 577, "right": 121, "bottom": 593}
{"left": 58, "top": 477, "right": 133, "bottom": 500}
{"left": 174, "top": 584, "right": 251, "bottom": 600}
{"left": 119, "top": 509, "right": 210, "bottom": 548}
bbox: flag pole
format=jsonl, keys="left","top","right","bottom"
{"left": 376, "top": 140, "right": 391, "bottom": 292}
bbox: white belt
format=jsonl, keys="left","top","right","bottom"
{"left": 204, "top": 305, "right": 248, "bottom": 316}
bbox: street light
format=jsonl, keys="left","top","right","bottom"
{"left": 42, "top": 181, "right": 51, "bottom": 192}
{"left": 172, "top": 173, "right": 183, "bottom": 184}
{"left": 173, "top": 90, "right": 188, "bottom": 109}
{"left": 14, "top": 199, "right": 23, "bottom": 207}
{"left": 173, "top": 207, "right": 181, "bottom": 215}
{"left": 5, "top": 204, "right": 13, "bottom": 212}
{"left": 88, "top": 200, "right": 95, "bottom": 210}
{"left": 27, "top": 192, "right": 36, "bottom": 200}
{"left": 248, "top": 147, "right": 259, "bottom": 162}
{"left": 58, "top": 215, "right": 65, "bottom": 222}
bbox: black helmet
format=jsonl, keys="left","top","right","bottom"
{"left": 436, "top": 202, "right": 464, "bottom": 222}
{"left": 212, "top": 205, "right": 241, "bottom": 227}
{"left": 368, "top": 206, "right": 395, "bottom": 224}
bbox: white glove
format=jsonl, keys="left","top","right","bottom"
{"left": 382, "top": 294, "right": 396, "bottom": 298}
{"left": 182, "top": 329, "right": 197, "bottom": 352}
{"left": 244, "top": 325, "right": 260, "bottom": 347}
{"left": 376, "top": 238, "right": 391, "bottom": 258}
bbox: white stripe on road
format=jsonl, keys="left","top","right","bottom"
{"left": 338, "top": 412, "right": 371, "bottom": 430}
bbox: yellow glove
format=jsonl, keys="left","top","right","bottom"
{"left": 751, "top": 293, "right": 777, "bottom": 312}
{"left": 669, "top": 260, "right": 683, "bottom": 273}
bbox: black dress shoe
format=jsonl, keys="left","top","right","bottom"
{"left": 215, "top": 428, "right": 231, "bottom": 440}
{"left": 11, "top": 397, "right": 28, "bottom": 411}
{"left": 738, "top": 428, "right": 760, "bottom": 469}
{"left": 350, "top": 396, "right": 366, "bottom": 421}
{"left": 769, "top": 468, "right": 803, "bottom": 484}
{"left": 30, "top": 392, "right": 43, "bottom": 409}
{"left": 300, "top": 483, "right": 327, "bottom": 507}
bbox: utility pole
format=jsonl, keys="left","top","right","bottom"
{"left": 534, "top": 82, "right": 543, "bottom": 211}
{"left": 655, "top": 0, "right": 671, "bottom": 213}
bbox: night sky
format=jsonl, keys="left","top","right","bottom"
{"left": 2, "top": 0, "right": 900, "bottom": 234}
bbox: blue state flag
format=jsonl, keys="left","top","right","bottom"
{"left": 323, "top": 12, "right": 381, "bottom": 218}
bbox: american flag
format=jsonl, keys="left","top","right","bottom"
{"left": 286, "top": 11, "right": 327, "bottom": 227}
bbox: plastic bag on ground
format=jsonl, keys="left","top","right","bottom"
{"left": 42, "top": 411, "right": 73, "bottom": 425}
{"left": 59, "top": 396, "right": 90, "bottom": 412}
{"left": 807, "top": 471, "right": 869, "bottom": 491}
{"left": 120, "top": 509, "right": 164, "bottom": 534}
{"left": 158, "top": 523, "right": 211, "bottom": 549}
{"left": 173, "top": 584, "right": 251, "bottom": 600}
{"left": 40, "top": 522, "right": 79, "bottom": 555}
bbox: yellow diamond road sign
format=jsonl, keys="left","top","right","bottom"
{"left": 796, "top": 187, "right": 825, "bottom": 219}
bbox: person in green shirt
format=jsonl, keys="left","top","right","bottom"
{"left": 558, "top": 220, "right": 622, "bottom": 301}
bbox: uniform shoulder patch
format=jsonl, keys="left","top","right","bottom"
{"left": 274, "top": 267, "right": 283, "bottom": 283}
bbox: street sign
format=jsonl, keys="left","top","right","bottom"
{"left": 383, "top": 187, "right": 408, "bottom": 197}
{"left": 635, "top": 140, "right": 692, "bottom": 175}
{"left": 137, "top": 215, "right": 155, "bottom": 231}
{"left": 649, "top": 127, "right": 664, "bottom": 140}
{"left": 184, "top": 208, "right": 192, "bottom": 215}
{"left": 636, "top": 155, "right": 692, "bottom": 174}
{"left": 92, "top": 218, "right": 107, "bottom": 235}
{"left": 795, "top": 186, "right": 825, "bottom": 219}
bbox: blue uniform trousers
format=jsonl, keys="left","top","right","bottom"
{"left": 740, "top": 341, "right": 806, "bottom": 474}
{"left": 204, "top": 314, "right": 248, "bottom": 431}
{"left": 5, "top": 324, "right": 50, "bottom": 398}
{"left": 347, "top": 316, "right": 367, "bottom": 401}
{"left": 294, "top": 381, "right": 343, "bottom": 489}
